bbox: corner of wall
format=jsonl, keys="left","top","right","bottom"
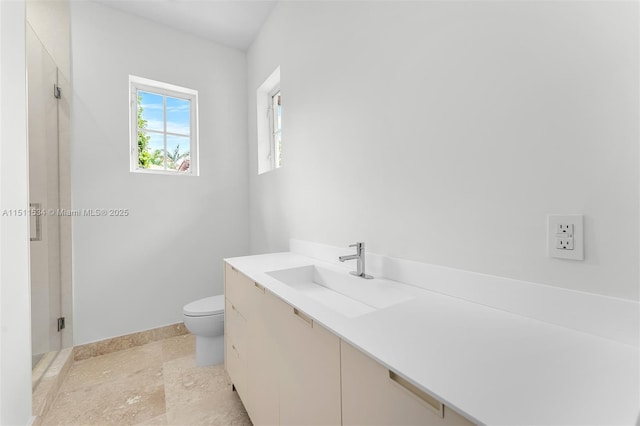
{"left": 0, "top": 0, "right": 34, "bottom": 423}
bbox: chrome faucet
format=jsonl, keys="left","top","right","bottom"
{"left": 339, "top": 242, "right": 373, "bottom": 279}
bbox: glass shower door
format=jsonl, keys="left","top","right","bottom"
{"left": 27, "top": 25, "right": 62, "bottom": 369}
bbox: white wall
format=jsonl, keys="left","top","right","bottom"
{"left": 26, "top": 0, "right": 70, "bottom": 80}
{"left": 247, "top": 1, "right": 639, "bottom": 301}
{"left": 0, "top": 0, "right": 33, "bottom": 423}
{"left": 71, "top": 2, "right": 249, "bottom": 344}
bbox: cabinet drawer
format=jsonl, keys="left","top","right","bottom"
{"left": 224, "top": 262, "right": 251, "bottom": 312}
{"left": 225, "top": 299, "right": 247, "bottom": 356}
{"left": 226, "top": 333, "right": 247, "bottom": 401}
{"left": 341, "top": 341, "right": 475, "bottom": 426}
{"left": 225, "top": 297, "right": 248, "bottom": 402}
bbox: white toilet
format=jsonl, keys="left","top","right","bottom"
{"left": 183, "top": 295, "right": 225, "bottom": 366}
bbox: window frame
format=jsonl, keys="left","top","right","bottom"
{"left": 129, "top": 75, "right": 199, "bottom": 176}
{"left": 269, "top": 87, "right": 282, "bottom": 170}
{"left": 256, "top": 66, "right": 280, "bottom": 175}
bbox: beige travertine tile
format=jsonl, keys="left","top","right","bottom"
{"left": 63, "top": 342, "right": 163, "bottom": 391}
{"left": 95, "top": 332, "right": 154, "bottom": 355}
{"left": 163, "top": 355, "right": 229, "bottom": 411}
{"left": 161, "top": 333, "right": 195, "bottom": 362}
{"left": 32, "top": 351, "right": 57, "bottom": 389}
{"left": 153, "top": 323, "right": 187, "bottom": 341}
{"left": 33, "top": 347, "right": 74, "bottom": 417}
{"left": 44, "top": 347, "right": 74, "bottom": 379}
{"left": 32, "top": 375, "right": 55, "bottom": 417}
{"left": 42, "top": 365, "right": 165, "bottom": 426}
{"left": 165, "top": 390, "right": 251, "bottom": 426}
{"left": 41, "top": 332, "right": 249, "bottom": 426}
{"left": 74, "top": 323, "right": 188, "bottom": 361}
{"left": 163, "top": 354, "right": 251, "bottom": 425}
{"left": 72, "top": 344, "right": 95, "bottom": 361}
{"left": 134, "top": 413, "right": 168, "bottom": 425}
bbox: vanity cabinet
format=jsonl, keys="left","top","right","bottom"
{"left": 225, "top": 262, "right": 342, "bottom": 425}
{"left": 341, "top": 341, "right": 474, "bottom": 426}
{"left": 224, "top": 261, "right": 473, "bottom": 426}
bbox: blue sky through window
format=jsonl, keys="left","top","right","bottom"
{"left": 139, "top": 92, "right": 190, "bottom": 136}
{"left": 148, "top": 133, "right": 163, "bottom": 152}
{"left": 166, "top": 97, "right": 190, "bottom": 135}
{"left": 138, "top": 90, "right": 191, "bottom": 171}
{"left": 139, "top": 91, "right": 163, "bottom": 131}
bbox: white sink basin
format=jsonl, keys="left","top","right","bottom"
{"left": 266, "top": 265, "right": 414, "bottom": 318}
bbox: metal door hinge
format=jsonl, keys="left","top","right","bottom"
{"left": 53, "top": 84, "right": 61, "bottom": 99}
{"left": 57, "top": 317, "right": 65, "bottom": 331}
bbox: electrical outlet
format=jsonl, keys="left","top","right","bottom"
{"left": 556, "top": 224, "right": 574, "bottom": 238}
{"left": 556, "top": 238, "right": 574, "bottom": 250}
{"left": 548, "top": 215, "right": 583, "bottom": 260}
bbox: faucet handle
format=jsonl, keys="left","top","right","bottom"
{"left": 349, "top": 242, "right": 364, "bottom": 252}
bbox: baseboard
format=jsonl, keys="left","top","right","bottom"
{"left": 73, "top": 322, "right": 188, "bottom": 361}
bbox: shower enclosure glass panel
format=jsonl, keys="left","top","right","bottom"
{"left": 27, "top": 26, "right": 62, "bottom": 369}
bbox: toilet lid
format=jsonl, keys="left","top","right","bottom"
{"left": 183, "top": 295, "right": 224, "bottom": 317}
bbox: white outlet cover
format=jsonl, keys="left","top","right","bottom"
{"left": 548, "top": 215, "right": 584, "bottom": 260}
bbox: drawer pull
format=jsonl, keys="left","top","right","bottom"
{"left": 389, "top": 371, "right": 443, "bottom": 417}
{"left": 293, "top": 308, "right": 313, "bottom": 326}
{"left": 254, "top": 282, "right": 265, "bottom": 292}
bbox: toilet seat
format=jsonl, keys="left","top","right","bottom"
{"left": 183, "top": 295, "right": 224, "bottom": 317}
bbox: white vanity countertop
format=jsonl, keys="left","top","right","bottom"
{"left": 225, "top": 252, "right": 639, "bottom": 426}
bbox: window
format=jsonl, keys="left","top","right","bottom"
{"left": 129, "top": 75, "right": 198, "bottom": 175}
{"left": 256, "top": 67, "right": 281, "bottom": 174}
{"left": 270, "top": 89, "right": 282, "bottom": 169}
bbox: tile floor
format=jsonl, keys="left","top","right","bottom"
{"left": 40, "top": 334, "right": 252, "bottom": 425}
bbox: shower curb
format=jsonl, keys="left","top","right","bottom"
{"left": 31, "top": 347, "right": 74, "bottom": 424}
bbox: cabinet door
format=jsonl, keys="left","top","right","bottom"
{"left": 274, "top": 297, "right": 341, "bottom": 426}
{"left": 341, "top": 340, "right": 391, "bottom": 425}
{"left": 341, "top": 341, "right": 474, "bottom": 426}
{"left": 246, "top": 283, "right": 280, "bottom": 425}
